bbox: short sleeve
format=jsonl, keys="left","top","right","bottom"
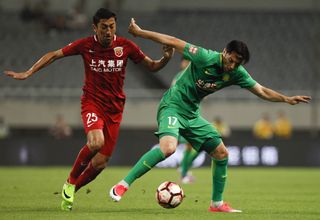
{"left": 62, "top": 38, "right": 85, "bottom": 56}
{"left": 128, "top": 40, "right": 146, "bottom": 64}
{"left": 183, "top": 43, "right": 216, "bottom": 68}
{"left": 236, "top": 66, "right": 257, "bottom": 88}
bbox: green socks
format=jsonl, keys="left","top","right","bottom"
{"left": 181, "top": 149, "right": 199, "bottom": 177}
{"left": 211, "top": 158, "right": 228, "bottom": 202}
{"left": 124, "top": 148, "right": 166, "bottom": 185}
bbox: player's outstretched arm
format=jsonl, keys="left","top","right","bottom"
{"left": 248, "top": 83, "right": 311, "bottom": 105}
{"left": 4, "top": 49, "right": 64, "bottom": 80}
{"left": 142, "top": 45, "right": 174, "bottom": 72}
{"left": 128, "top": 18, "right": 186, "bottom": 53}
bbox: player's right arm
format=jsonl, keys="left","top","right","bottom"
{"left": 4, "top": 49, "right": 64, "bottom": 80}
{"left": 128, "top": 18, "right": 186, "bottom": 53}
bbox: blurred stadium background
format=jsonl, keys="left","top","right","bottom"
{"left": 0, "top": 0, "right": 319, "bottom": 166}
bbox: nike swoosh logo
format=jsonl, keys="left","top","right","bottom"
{"left": 143, "top": 160, "right": 152, "bottom": 169}
{"left": 221, "top": 175, "right": 228, "bottom": 178}
{"left": 87, "top": 123, "right": 94, "bottom": 127}
{"left": 63, "top": 190, "right": 71, "bottom": 199}
{"left": 89, "top": 50, "right": 94, "bottom": 53}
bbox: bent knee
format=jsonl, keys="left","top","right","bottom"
{"left": 87, "top": 139, "right": 104, "bottom": 152}
{"left": 211, "top": 144, "right": 229, "bottom": 160}
{"left": 162, "top": 146, "right": 176, "bottom": 157}
{"left": 159, "top": 135, "right": 178, "bottom": 157}
{"left": 87, "top": 130, "right": 105, "bottom": 152}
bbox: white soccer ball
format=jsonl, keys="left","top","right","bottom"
{"left": 155, "top": 181, "right": 184, "bottom": 208}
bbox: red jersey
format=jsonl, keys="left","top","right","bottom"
{"left": 62, "top": 35, "right": 146, "bottom": 113}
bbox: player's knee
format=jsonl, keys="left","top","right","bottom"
{"left": 209, "top": 142, "right": 229, "bottom": 160}
{"left": 213, "top": 147, "right": 229, "bottom": 160}
{"left": 161, "top": 143, "right": 177, "bottom": 157}
{"left": 87, "top": 137, "right": 105, "bottom": 152}
{"left": 159, "top": 136, "right": 178, "bottom": 157}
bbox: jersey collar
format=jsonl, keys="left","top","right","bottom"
{"left": 93, "top": 34, "right": 117, "bottom": 46}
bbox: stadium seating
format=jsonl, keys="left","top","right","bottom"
{"left": 0, "top": 10, "right": 317, "bottom": 99}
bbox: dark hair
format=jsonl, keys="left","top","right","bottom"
{"left": 93, "top": 8, "right": 116, "bottom": 25}
{"left": 226, "top": 40, "right": 250, "bottom": 64}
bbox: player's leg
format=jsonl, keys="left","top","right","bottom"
{"left": 61, "top": 101, "right": 105, "bottom": 211}
{"left": 110, "top": 107, "right": 181, "bottom": 202}
{"left": 202, "top": 140, "right": 241, "bottom": 213}
{"left": 61, "top": 129, "right": 105, "bottom": 211}
{"left": 110, "top": 135, "right": 178, "bottom": 202}
{"left": 180, "top": 143, "right": 199, "bottom": 183}
{"left": 67, "top": 144, "right": 95, "bottom": 184}
{"left": 188, "top": 116, "right": 241, "bottom": 213}
{"left": 75, "top": 117, "right": 120, "bottom": 191}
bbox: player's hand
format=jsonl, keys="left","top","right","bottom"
{"left": 162, "top": 45, "right": 175, "bottom": 59}
{"left": 286, "top": 95, "right": 311, "bottom": 105}
{"left": 128, "top": 18, "right": 142, "bottom": 37}
{"left": 4, "top": 70, "right": 30, "bottom": 80}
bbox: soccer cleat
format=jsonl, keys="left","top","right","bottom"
{"left": 181, "top": 174, "right": 195, "bottom": 184}
{"left": 61, "top": 200, "right": 72, "bottom": 211}
{"left": 109, "top": 184, "right": 128, "bottom": 202}
{"left": 208, "top": 202, "right": 242, "bottom": 213}
{"left": 61, "top": 182, "right": 75, "bottom": 204}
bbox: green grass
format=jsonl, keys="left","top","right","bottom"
{"left": 0, "top": 167, "right": 319, "bottom": 220}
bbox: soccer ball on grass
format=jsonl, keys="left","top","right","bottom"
{"left": 155, "top": 181, "right": 184, "bottom": 208}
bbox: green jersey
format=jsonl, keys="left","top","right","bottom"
{"left": 159, "top": 43, "right": 257, "bottom": 118}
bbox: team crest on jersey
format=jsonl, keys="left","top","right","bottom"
{"left": 114, "top": 47, "right": 123, "bottom": 57}
{"left": 189, "top": 46, "right": 198, "bottom": 54}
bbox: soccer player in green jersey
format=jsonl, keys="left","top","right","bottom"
{"left": 110, "top": 18, "right": 311, "bottom": 213}
{"left": 174, "top": 58, "right": 200, "bottom": 184}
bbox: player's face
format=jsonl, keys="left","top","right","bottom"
{"left": 93, "top": 17, "right": 116, "bottom": 47}
{"left": 222, "top": 49, "right": 243, "bottom": 72}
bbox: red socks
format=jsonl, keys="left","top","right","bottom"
{"left": 68, "top": 145, "right": 93, "bottom": 184}
{"left": 75, "top": 161, "right": 102, "bottom": 191}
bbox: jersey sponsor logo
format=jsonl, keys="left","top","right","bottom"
{"left": 89, "top": 59, "right": 124, "bottom": 73}
{"left": 114, "top": 47, "right": 123, "bottom": 57}
{"left": 189, "top": 46, "right": 198, "bottom": 54}
{"left": 196, "top": 79, "right": 218, "bottom": 92}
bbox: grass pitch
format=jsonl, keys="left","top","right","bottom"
{"left": 0, "top": 167, "right": 319, "bottom": 220}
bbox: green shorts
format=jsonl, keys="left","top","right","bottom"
{"left": 155, "top": 107, "right": 222, "bottom": 152}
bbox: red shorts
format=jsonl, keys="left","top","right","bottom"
{"left": 81, "top": 98, "right": 123, "bottom": 156}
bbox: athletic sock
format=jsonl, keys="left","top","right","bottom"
{"left": 75, "top": 161, "right": 102, "bottom": 191}
{"left": 213, "top": 200, "right": 223, "bottom": 207}
{"left": 211, "top": 158, "right": 228, "bottom": 202}
{"left": 181, "top": 149, "right": 199, "bottom": 177}
{"left": 124, "top": 148, "right": 166, "bottom": 186}
{"left": 68, "top": 145, "right": 94, "bottom": 184}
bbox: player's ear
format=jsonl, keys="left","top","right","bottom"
{"left": 92, "top": 24, "right": 97, "bottom": 33}
{"left": 222, "top": 48, "right": 227, "bottom": 56}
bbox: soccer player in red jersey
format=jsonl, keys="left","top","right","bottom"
{"left": 4, "top": 8, "right": 174, "bottom": 211}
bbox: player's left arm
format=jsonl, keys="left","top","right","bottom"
{"left": 129, "top": 18, "right": 186, "bottom": 53}
{"left": 141, "top": 45, "right": 175, "bottom": 72}
{"left": 248, "top": 83, "right": 311, "bottom": 105}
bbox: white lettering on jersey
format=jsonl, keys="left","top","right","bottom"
{"left": 90, "top": 59, "right": 123, "bottom": 73}
{"left": 116, "top": 60, "right": 123, "bottom": 67}
{"left": 107, "top": 60, "right": 115, "bottom": 68}
{"left": 98, "top": 60, "right": 106, "bottom": 68}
